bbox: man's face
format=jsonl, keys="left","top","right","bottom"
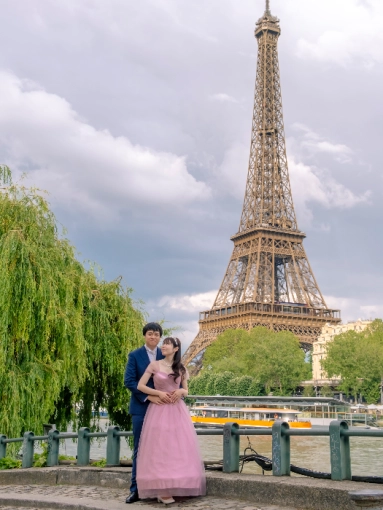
{"left": 144, "top": 330, "right": 161, "bottom": 350}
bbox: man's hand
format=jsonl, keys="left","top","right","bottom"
{"left": 147, "top": 395, "right": 165, "bottom": 405}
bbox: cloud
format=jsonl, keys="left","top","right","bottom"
{"left": 284, "top": 124, "right": 370, "bottom": 228}
{"left": 295, "top": 0, "right": 383, "bottom": 68}
{"left": 157, "top": 290, "right": 217, "bottom": 313}
{"left": 171, "top": 320, "right": 200, "bottom": 353}
{"left": 147, "top": 290, "right": 218, "bottom": 351}
{"left": 215, "top": 142, "right": 248, "bottom": 199}
{"left": 325, "top": 296, "right": 383, "bottom": 323}
{"left": 292, "top": 123, "right": 353, "bottom": 163}
{"left": 289, "top": 158, "right": 370, "bottom": 228}
{"left": 209, "top": 93, "right": 239, "bottom": 104}
{"left": 0, "top": 71, "right": 210, "bottom": 221}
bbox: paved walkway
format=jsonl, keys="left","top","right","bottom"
{"left": 0, "top": 485, "right": 301, "bottom": 510}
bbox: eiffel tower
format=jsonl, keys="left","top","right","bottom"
{"left": 183, "top": 0, "right": 341, "bottom": 368}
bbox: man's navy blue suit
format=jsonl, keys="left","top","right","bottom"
{"left": 124, "top": 345, "right": 164, "bottom": 494}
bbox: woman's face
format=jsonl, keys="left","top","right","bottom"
{"left": 161, "top": 341, "right": 178, "bottom": 357}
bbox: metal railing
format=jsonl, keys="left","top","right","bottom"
{"left": 1, "top": 420, "right": 382, "bottom": 481}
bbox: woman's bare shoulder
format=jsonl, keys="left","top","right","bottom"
{"left": 146, "top": 360, "right": 160, "bottom": 374}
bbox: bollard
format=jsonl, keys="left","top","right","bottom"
{"left": 349, "top": 490, "right": 383, "bottom": 509}
{"left": 272, "top": 421, "right": 290, "bottom": 476}
{"left": 22, "top": 432, "right": 35, "bottom": 468}
{"left": 223, "top": 422, "right": 240, "bottom": 473}
{"left": 47, "top": 429, "right": 60, "bottom": 467}
{"left": 329, "top": 420, "right": 351, "bottom": 481}
{"left": 106, "top": 426, "right": 120, "bottom": 466}
{"left": 0, "top": 435, "right": 6, "bottom": 459}
{"left": 77, "top": 427, "right": 90, "bottom": 466}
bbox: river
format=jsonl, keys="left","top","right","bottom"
{"left": 59, "top": 419, "right": 383, "bottom": 477}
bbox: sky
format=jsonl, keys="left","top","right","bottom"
{"left": 0, "top": 0, "right": 382, "bottom": 353}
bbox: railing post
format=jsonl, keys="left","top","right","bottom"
{"left": 106, "top": 426, "right": 120, "bottom": 466}
{"left": 272, "top": 421, "right": 290, "bottom": 476}
{"left": 0, "top": 435, "right": 6, "bottom": 459}
{"left": 329, "top": 420, "right": 351, "bottom": 480}
{"left": 223, "top": 422, "right": 239, "bottom": 473}
{"left": 77, "top": 427, "right": 90, "bottom": 466}
{"left": 47, "top": 429, "right": 60, "bottom": 467}
{"left": 22, "top": 432, "right": 35, "bottom": 468}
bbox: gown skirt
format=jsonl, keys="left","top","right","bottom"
{"left": 136, "top": 365, "right": 206, "bottom": 498}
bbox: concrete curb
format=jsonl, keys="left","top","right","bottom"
{"left": 0, "top": 492, "right": 134, "bottom": 510}
{"left": 0, "top": 467, "right": 368, "bottom": 509}
{"left": 206, "top": 471, "right": 361, "bottom": 509}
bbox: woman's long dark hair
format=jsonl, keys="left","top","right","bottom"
{"left": 162, "top": 337, "right": 186, "bottom": 382}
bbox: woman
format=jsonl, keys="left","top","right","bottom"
{"left": 136, "top": 337, "right": 206, "bottom": 505}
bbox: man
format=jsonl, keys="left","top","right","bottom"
{"left": 124, "top": 322, "right": 170, "bottom": 504}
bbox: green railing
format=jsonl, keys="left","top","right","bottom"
{"left": 1, "top": 420, "right": 382, "bottom": 481}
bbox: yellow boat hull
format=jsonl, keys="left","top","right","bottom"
{"left": 191, "top": 416, "right": 311, "bottom": 429}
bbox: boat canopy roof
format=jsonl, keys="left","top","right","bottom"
{"left": 189, "top": 395, "right": 350, "bottom": 409}
{"left": 192, "top": 406, "right": 302, "bottom": 413}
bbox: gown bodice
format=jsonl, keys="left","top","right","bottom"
{"left": 152, "top": 370, "right": 181, "bottom": 393}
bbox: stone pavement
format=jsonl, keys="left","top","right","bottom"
{"left": 0, "top": 467, "right": 368, "bottom": 509}
{"left": 0, "top": 485, "right": 301, "bottom": 510}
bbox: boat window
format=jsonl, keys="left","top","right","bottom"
{"left": 216, "top": 410, "right": 228, "bottom": 418}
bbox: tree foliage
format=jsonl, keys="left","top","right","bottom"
{"left": 188, "top": 370, "right": 266, "bottom": 397}
{"left": 319, "top": 385, "right": 334, "bottom": 398}
{"left": 190, "top": 326, "right": 309, "bottom": 396}
{"left": 322, "top": 320, "right": 383, "bottom": 403}
{"left": 213, "top": 371, "right": 238, "bottom": 395}
{"left": 302, "top": 385, "right": 315, "bottom": 397}
{"left": 228, "top": 375, "right": 254, "bottom": 396}
{"left": 0, "top": 166, "right": 144, "bottom": 442}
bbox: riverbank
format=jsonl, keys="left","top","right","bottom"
{"left": 0, "top": 466, "right": 375, "bottom": 509}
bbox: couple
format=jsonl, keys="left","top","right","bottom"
{"left": 124, "top": 322, "right": 206, "bottom": 505}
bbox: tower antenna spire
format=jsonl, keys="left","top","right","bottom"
{"left": 265, "top": 0, "right": 270, "bottom": 14}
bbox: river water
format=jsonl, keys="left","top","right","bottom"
{"left": 60, "top": 419, "right": 383, "bottom": 477}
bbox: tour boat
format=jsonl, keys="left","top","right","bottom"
{"left": 190, "top": 406, "right": 311, "bottom": 429}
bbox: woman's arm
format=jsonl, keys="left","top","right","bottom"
{"left": 170, "top": 376, "right": 188, "bottom": 403}
{"left": 137, "top": 370, "right": 169, "bottom": 400}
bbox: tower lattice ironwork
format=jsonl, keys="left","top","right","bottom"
{"left": 182, "top": 1, "right": 341, "bottom": 368}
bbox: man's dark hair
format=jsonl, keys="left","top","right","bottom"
{"left": 143, "top": 322, "right": 163, "bottom": 336}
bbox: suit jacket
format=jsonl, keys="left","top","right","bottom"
{"left": 124, "top": 345, "right": 164, "bottom": 416}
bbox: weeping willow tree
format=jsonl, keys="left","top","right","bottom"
{"left": 0, "top": 165, "right": 144, "bottom": 442}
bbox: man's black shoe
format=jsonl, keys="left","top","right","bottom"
{"left": 125, "top": 491, "right": 139, "bottom": 504}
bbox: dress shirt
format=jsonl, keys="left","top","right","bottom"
{"left": 143, "top": 345, "right": 157, "bottom": 402}
{"left": 145, "top": 345, "right": 157, "bottom": 363}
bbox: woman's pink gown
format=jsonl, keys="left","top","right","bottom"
{"left": 136, "top": 361, "right": 206, "bottom": 498}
